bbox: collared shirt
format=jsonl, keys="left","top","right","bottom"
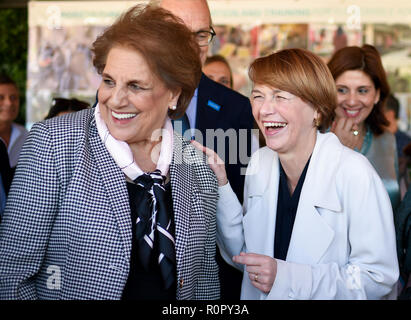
{"left": 0, "top": 175, "right": 6, "bottom": 219}
{"left": 95, "top": 104, "right": 173, "bottom": 180}
{"left": 396, "top": 130, "right": 411, "bottom": 158}
{"left": 185, "top": 88, "right": 198, "bottom": 139}
{"left": 8, "top": 123, "right": 28, "bottom": 168}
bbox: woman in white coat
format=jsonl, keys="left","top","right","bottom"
{"left": 194, "top": 48, "right": 399, "bottom": 299}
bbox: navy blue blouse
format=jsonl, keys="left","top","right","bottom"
{"left": 274, "top": 157, "right": 311, "bottom": 261}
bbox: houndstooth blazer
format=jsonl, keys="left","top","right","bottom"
{"left": 0, "top": 108, "right": 220, "bottom": 300}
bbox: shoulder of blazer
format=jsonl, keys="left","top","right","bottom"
{"left": 305, "top": 132, "right": 377, "bottom": 211}
{"left": 43, "top": 107, "right": 95, "bottom": 130}
{"left": 41, "top": 108, "right": 96, "bottom": 140}
{"left": 320, "top": 132, "right": 374, "bottom": 176}
{"left": 29, "top": 108, "right": 97, "bottom": 161}
{"left": 171, "top": 132, "right": 218, "bottom": 194}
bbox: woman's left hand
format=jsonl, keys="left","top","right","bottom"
{"left": 233, "top": 252, "right": 277, "bottom": 293}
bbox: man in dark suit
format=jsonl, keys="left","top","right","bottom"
{"left": 159, "top": 0, "right": 254, "bottom": 300}
{"left": 0, "top": 138, "right": 13, "bottom": 221}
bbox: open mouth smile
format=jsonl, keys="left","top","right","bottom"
{"left": 263, "top": 121, "right": 287, "bottom": 135}
{"left": 111, "top": 110, "right": 138, "bottom": 120}
{"left": 343, "top": 108, "right": 361, "bottom": 118}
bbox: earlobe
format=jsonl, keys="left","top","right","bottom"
{"left": 313, "top": 110, "right": 321, "bottom": 127}
{"left": 169, "top": 88, "right": 182, "bottom": 107}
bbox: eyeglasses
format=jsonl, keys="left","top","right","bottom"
{"left": 194, "top": 26, "right": 216, "bottom": 47}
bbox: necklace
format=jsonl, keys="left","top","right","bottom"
{"left": 354, "top": 125, "right": 372, "bottom": 155}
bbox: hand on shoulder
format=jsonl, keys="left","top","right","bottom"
{"left": 191, "top": 140, "right": 228, "bottom": 186}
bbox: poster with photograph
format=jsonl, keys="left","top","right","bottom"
{"left": 376, "top": 24, "right": 411, "bottom": 132}
{"left": 209, "top": 23, "right": 308, "bottom": 96}
{"left": 27, "top": 25, "right": 105, "bottom": 124}
{"left": 27, "top": 1, "right": 139, "bottom": 127}
{"left": 379, "top": 24, "right": 411, "bottom": 93}
{"left": 209, "top": 24, "right": 257, "bottom": 95}
{"left": 27, "top": 1, "right": 411, "bottom": 129}
{"left": 309, "top": 24, "right": 362, "bottom": 60}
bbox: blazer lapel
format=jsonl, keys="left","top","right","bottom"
{"left": 195, "top": 74, "right": 220, "bottom": 135}
{"left": 88, "top": 118, "right": 132, "bottom": 264}
{"left": 286, "top": 133, "right": 342, "bottom": 264}
{"left": 243, "top": 148, "right": 279, "bottom": 257}
{"left": 169, "top": 133, "right": 197, "bottom": 295}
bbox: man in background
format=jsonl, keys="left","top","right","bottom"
{"left": 0, "top": 74, "right": 28, "bottom": 169}
{"left": 158, "top": 0, "right": 254, "bottom": 300}
{"left": 385, "top": 94, "right": 411, "bottom": 160}
{"left": 385, "top": 94, "right": 411, "bottom": 197}
{"left": 0, "top": 138, "right": 12, "bottom": 222}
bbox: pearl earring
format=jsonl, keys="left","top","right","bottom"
{"left": 170, "top": 105, "right": 177, "bottom": 110}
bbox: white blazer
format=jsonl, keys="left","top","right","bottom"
{"left": 216, "top": 132, "right": 399, "bottom": 300}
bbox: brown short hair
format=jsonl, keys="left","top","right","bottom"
{"left": 249, "top": 48, "right": 336, "bottom": 131}
{"left": 0, "top": 73, "right": 18, "bottom": 90}
{"left": 92, "top": 4, "right": 201, "bottom": 119}
{"left": 327, "top": 45, "right": 389, "bottom": 136}
{"left": 204, "top": 55, "right": 233, "bottom": 88}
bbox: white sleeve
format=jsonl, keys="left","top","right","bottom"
{"left": 216, "top": 182, "right": 246, "bottom": 270}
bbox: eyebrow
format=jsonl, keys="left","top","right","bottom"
{"left": 251, "top": 89, "right": 262, "bottom": 94}
{"left": 101, "top": 72, "right": 148, "bottom": 86}
{"left": 194, "top": 26, "right": 212, "bottom": 33}
{"left": 336, "top": 84, "right": 373, "bottom": 88}
{"left": 101, "top": 72, "right": 113, "bottom": 80}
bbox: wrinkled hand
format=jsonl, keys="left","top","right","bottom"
{"left": 331, "top": 118, "right": 360, "bottom": 150}
{"left": 233, "top": 252, "right": 277, "bottom": 293}
{"left": 191, "top": 140, "right": 228, "bottom": 186}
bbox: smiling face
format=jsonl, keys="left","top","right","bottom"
{"left": 335, "top": 70, "right": 380, "bottom": 127}
{"left": 0, "top": 83, "right": 20, "bottom": 126}
{"left": 251, "top": 84, "right": 318, "bottom": 156}
{"left": 97, "top": 46, "right": 179, "bottom": 145}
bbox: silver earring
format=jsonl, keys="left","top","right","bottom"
{"left": 170, "top": 105, "right": 177, "bottom": 110}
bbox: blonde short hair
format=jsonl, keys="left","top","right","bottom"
{"left": 249, "top": 48, "right": 336, "bottom": 131}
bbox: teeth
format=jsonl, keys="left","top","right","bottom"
{"left": 264, "top": 122, "right": 287, "bottom": 128}
{"left": 112, "top": 111, "right": 137, "bottom": 120}
{"left": 346, "top": 109, "right": 359, "bottom": 115}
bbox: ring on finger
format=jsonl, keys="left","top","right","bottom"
{"left": 254, "top": 273, "right": 258, "bottom": 282}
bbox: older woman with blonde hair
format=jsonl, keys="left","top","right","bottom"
{"left": 0, "top": 4, "right": 219, "bottom": 300}
{"left": 195, "top": 48, "right": 399, "bottom": 299}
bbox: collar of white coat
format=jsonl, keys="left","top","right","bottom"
{"left": 245, "top": 131, "right": 342, "bottom": 213}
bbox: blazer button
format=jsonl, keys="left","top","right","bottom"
{"left": 179, "top": 278, "right": 184, "bottom": 288}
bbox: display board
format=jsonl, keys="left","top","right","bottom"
{"left": 27, "top": 0, "right": 411, "bottom": 130}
